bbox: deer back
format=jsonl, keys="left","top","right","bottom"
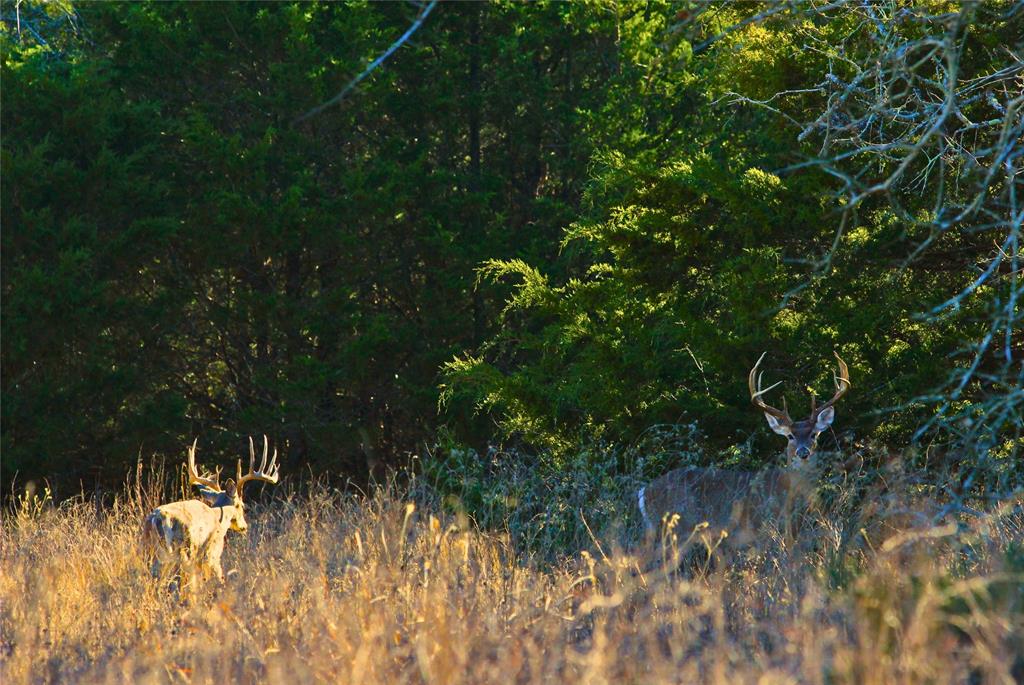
{"left": 148, "top": 499, "right": 237, "bottom": 551}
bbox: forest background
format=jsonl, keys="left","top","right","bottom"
{"left": 3, "top": 1, "right": 1021, "bottom": 525}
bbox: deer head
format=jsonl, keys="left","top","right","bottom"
{"left": 185, "top": 436, "right": 281, "bottom": 532}
{"left": 748, "top": 352, "right": 850, "bottom": 468}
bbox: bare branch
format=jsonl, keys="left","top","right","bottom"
{"left": 690, "top": 1, "right": 1023, "bottom": 473}
{"left": 293, "top": 0, "right": 439, "bottom": 125}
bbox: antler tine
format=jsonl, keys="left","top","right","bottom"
{"left": 748, "top": 352, "right": 790, "bottom": 422}
{"left": 237, "top": 434, "right": 281, "bottom": 494}
{"left": 835, "top": 352, "right": 850, "bottom": 390}
{"left": 814, "top": 351, "right": 851, "bottom": 416}
{"left": 258, "top": 434, "right": 270, "bottom": 472}
{"left": 186, "top": 438, "right": 222, "bottom": 492}
{"left": 756, "top": 371, "right": 784, "bottom": 398}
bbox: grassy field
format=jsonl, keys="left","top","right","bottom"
{"left": 1, "top": 470, "right": 1021, "bottom": 684}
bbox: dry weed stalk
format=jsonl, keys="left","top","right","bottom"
{"left": 1, "top": 473, "right": 1020, "bottom": 684}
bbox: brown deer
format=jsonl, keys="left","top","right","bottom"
{"left": 143, "top": 436, "right": 280, "bottom": 585}
{"left": 638, "top": 352, "right": 850, "bottom": 548}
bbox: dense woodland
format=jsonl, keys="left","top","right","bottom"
{"left": 3, "top": 5, "right": 1023, "bottom": 683}
{"left": 2, "top": 1, "right": 1021, "bottom": 504}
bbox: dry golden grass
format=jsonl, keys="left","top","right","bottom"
{"left": 1, "top": 478, "right": 1021, "bottom": 684}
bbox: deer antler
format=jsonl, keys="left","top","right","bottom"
{"left": 812, "top": 352, "right": 851, "bottom": 418}
{"left": 749, "top": 352, "right": 791, "bottom": 423}
{"left": 236, "top": 435, "right": 280, "bottom": 494}
{"left": 186, "top": 438, "right": 222, "bottom": 492}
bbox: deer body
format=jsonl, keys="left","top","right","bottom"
{"left": 638, "top": 464, "right": 816, "bottom": 545}
{"left": 142, "top": 436, "right": 279, "bottom": 587}
{"left": 639, "top": 353, "right": 849, "bottom": 547}
{"left": 144, "top": 499, "right": 245, "bottom": 581}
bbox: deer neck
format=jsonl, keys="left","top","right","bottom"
{"left": 780, "top": 458, "right": 820, "bottom": 485}
{"left": 211, "top": 503, "right": 239, "bottom": 532}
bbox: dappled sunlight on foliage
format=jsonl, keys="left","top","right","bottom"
{"left": 443, "top": 1, "right": 1022, "bottom": 492}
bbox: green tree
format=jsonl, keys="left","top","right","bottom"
{"left": 443, "top": 2, "right": 1022, "bottom": 488}
{"left": 3, "top": 1, "right": 644, "bottom": 492}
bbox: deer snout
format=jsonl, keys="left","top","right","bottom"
{"left": 795, "top": 445, "right": 811, "bottom": 459}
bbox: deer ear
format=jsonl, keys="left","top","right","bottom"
{"left": 814, "top": 406, "right": 835, "bottom": 431}
{"left": 223, "top": 479, "right": 237, "bottom": 497}
{"left": 764, "top": 413, "right": 791, "bottom": 436}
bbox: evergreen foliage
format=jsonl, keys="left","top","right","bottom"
{"left": 3, "top": 2, "right": 627, "bottom": 489}
{"left": 442, "top": 2, "right": 1023, "bottom": 486}
{"left": 2, "top": 2, "right": 1020, "bottom": 494}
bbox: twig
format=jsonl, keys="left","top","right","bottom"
{"left": 293, "top": 0, "right": 438, "bottom": 125}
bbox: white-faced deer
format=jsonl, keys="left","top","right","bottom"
{"left": 143, "top": 436, "right": 280, "bottom": 586}
{"left": 638, "top": 353, "right": 850, "bottom": 548}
